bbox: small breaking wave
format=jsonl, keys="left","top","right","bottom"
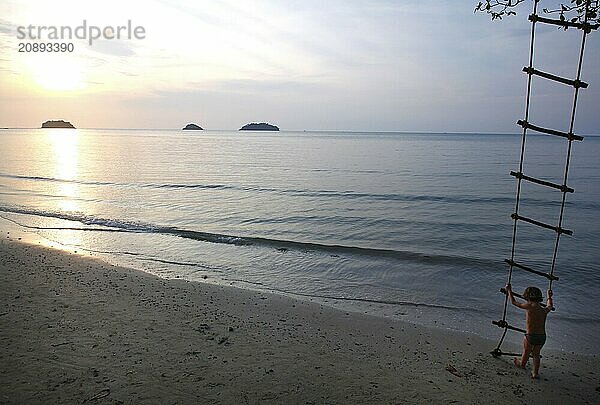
{"left": 224, "top": 278, "right": 489, "bottom": 313}
{"left": 0, "top": 204, "right": 499, "bottom": 269}
{"left": 2, "top": 172, "right": 595, "bottom": 209}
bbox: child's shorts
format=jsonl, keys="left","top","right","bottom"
{"left": 525, "top": 333, "right": 546, "bottom": 346}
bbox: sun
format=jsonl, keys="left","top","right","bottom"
{"left": 26, "top": 55, "right": 85, "bottom": 92}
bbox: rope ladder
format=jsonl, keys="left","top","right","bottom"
{"left": 491, "top": 0, "right": 598, "bottom": 357}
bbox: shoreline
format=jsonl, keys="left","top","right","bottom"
{"left": 1, "top": 215, "right": 595, "bottom": 356}
{"left": 1, "top": 238, "right": 599, "bottom": 403}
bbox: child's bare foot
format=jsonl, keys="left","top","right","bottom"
{"left": 513, "top": 358, "right": 525, "bottom": 368}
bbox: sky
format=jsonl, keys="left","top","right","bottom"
{"left": 0, "top": 0, "right": 598, "bottom": 133}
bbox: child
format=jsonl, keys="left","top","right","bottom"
{"left": 506, "top": 283, "right": 553, "bottom": 379}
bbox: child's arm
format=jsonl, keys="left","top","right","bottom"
{"left": 506, "top": 284, "right": 527, "bottom": 309}
{"left": 546, "top": 289, "right": 553, "bottom": 313}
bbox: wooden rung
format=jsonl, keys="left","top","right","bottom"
{"left": 522, "top": 67, "right": 588, "bottom": 89}
{"left": 499, "top": 286, "right": 556, "bottom": 311}
{"left": 491, "top": 348, "right": 543, "bottom": 358}
{"left": 492, "top": 320, "right": 526, "bottom": 334}
{"left": 511, "top": 213, "right": 573, "bottom": 235}
{"left": 491, "top": 348, "right": 523, "bottom": 357}
{"left": 529, "top": 14, "right": 600, "bottom": 32}
{"left": 510, "top": 171, "right": 574, "bottom": 193}
{"left": 504, "top": 259, "right": 559, "bottom": 281}
{"left": 517, "top": 120, "right": 584, "bottom": 141}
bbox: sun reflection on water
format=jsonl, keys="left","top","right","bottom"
{"left": 46, "top": 129, "right": 81, "bottom": 246}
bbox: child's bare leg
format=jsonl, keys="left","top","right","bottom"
{"left": 514, "top": 336, "right": 530, "bottom": 368}
{"left": 531, "top": 345, "right": 542, "bottom": 379}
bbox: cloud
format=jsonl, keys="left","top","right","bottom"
{"left": 0, "top": 18, "right": 14, "bottom": 35}
{"left": 198, "top": 78, "right": 327, "bottom": 94}
{"left": 0, "top": 0, "right": 598, "bottom": 132}
{"left": 86, "top": 39, "right": 136, "bottom": 57}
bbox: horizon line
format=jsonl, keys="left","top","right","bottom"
{"left": 2, "top": 127, "right": 600, "bottom": 136}
{"left": 0, "top": 127, "right": 524, "bottom": 134}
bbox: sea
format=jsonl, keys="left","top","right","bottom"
{"left": 1, "top": 129, "right": 598, "bottom": 354}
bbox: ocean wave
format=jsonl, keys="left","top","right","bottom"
{"left": 71, "top": 246, "right": 215, "bottom": 269}
{"left": 0, "top": 205, "right": 153, "bottom": 232}
{"left": 0, "top": 173, "right": 235, "bottom": 192}
{"left": 0, "top": 205, "right": 498, "bottom": 268}
{"left": 551, "top": 314, "right": 600, "bottom": 325}
{"left": 2, "top": 172, "right": 597, "bottom": 209}
{"left": 0, "top": 173, "right": 116, "bottom": 187}
{"left": 0, "top": 190, "right": 107, "bottom": 203}
{"left": 223, "top": 278, "right": 489, "bottom": 313}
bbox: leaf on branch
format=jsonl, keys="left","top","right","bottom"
{"left": 474, "top": 0, "right": 600, "bottom": 25}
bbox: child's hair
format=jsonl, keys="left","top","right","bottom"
{"left": 523, "top": 286, "right": 543, "bottom": 302}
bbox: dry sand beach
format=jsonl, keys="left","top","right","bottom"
{"left": 1, "top": 236, "right": 599, "bottom": 404}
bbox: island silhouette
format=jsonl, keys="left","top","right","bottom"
{"left": 182, "top": 123, "right": 203, "bottom": 130}
{"left": 41, "top": 120, "right": 75, "bottom": 129}
{"left": 239, "top": 123, "right": 279, "bottom": 131}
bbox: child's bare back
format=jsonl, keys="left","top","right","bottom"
{"left": 524, "top": 299, "right": 548, "bottom": 334}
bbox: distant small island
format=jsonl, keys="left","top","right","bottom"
{"left": 182, "top": 123, "right": 203, "bottom": 130}
{"left": 41, "top": 120, "right": 75, "bottom": 129}
{"left": 239, "top": 122, "right": 279, "bottom": 131}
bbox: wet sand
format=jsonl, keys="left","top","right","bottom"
{"left": 1, "top": 237, "right": 598, "bottom": 403}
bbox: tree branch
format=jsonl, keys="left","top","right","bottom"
{"left": 475, "top": 0, "right": 599, "bottom": 26}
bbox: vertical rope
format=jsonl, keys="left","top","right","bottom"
{"left": 547, "top": 0, "right": 590, "bottom": 291}
{"left": 494, "top": 1, "right": 590, "bottom": 356}
{"left": 495, "top": 0, "right": 540, "bottom": 352}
